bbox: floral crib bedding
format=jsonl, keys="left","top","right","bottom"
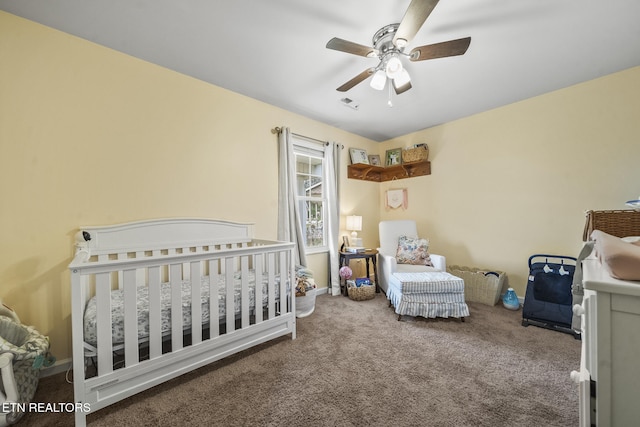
{"left": 83, "top": 271, "right": 288, "bottom": 348}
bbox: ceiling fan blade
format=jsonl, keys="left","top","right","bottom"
{"left": 326, "top": 37, "right": 378, "bottom": 58}
{"left": 393, "top": 0, "right": 440, "bottom": 47}
{"left": 409, "top": 37, "right": 471, "bottom": 61}
{"left": 336, "top": 68, "right": 376, "bottom": 92}
{"left": 393, "top": 79, "right": 412, "bottom": 95}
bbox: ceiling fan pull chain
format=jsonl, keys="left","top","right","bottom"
{"left": 388, "top": 80, "right": 394, "bottom": 107}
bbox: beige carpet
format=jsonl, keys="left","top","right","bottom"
{"left": 20, "top": 293, "right": 580, "bottom": 426}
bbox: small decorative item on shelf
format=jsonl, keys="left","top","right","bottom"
{"left": 502, "top": 287, "right": 520, "bottom": 310}
{"left": 401, "top": 143, "right": 429, "bottom": 163}
{"left": 385, "top": 148, "right": 403, "bottom": 167}
{"left": 349, "top": 148, "right": 369, "bottom": 164}
{"left": 368, "top": 154, "right": 381, "bottom": 166}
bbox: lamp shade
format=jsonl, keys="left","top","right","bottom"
{"left": 393, "top": 68, "right": 411, "bottom": 87}
{"left": 385, "top": 55, "right": 403, "bottom": 79}
{"left": 370, "top": 70, "right": 386, "bottom": 90}
{"left": 346, "top": 215, "right": 362, "bottom": 232}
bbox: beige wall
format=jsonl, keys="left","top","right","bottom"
{"left": 0, "top": 12, "right": 378, "bottom": 361}
{"left": 2, "top": 11, "right": 639, "bottom": 362}
{"left": 377, "top": 66, "right": 640, "bottom": 296}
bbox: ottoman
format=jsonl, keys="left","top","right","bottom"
{"left": 388, "top": 272, "right": 469, "bottom": 321}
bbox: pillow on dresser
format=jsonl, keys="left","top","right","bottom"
{"left": 591, "top": 230, "right": 640, "bottom": 281}
{"left": 396, "top": 235, "right": 433, "bottom": 266}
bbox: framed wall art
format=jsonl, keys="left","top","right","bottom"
{"left": 385, "top": 148, "right": 402, "bottom": 167}
{"left": 349, "top": 148, "right": 369, "bottom": 164}
{"left": 368, "top": 154, "right": 381, "bottom": 166}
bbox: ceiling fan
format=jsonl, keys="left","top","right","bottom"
{"left": 326, "top": 0, "right": 471, "bottom": 96}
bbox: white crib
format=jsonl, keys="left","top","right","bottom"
{"left": 68, "top": 218, "right": 296, "bottom": 426}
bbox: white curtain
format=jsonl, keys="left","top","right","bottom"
{"left": 277, "top": 127, "right": 307, "bottom": 267}
{"left": 325, "top": 142, "right": 341, "bottom": 296}
{"left": 277, "top": 127, "right": 342, "bottom": 295}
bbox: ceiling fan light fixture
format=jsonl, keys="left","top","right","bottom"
{"left": 395, "top": 38, "right": 408, "bottom": 48}
{"left": 370, "top": 70, "right": 387, "bottom": 90}
{"left": 327, "top": 1, "right": 472, "bottom": 99}
{"left": 393, "top": 68, "right": 411, "bottom": 87}
{"left": 385, "top": 55, "right": 403, "bottom": 78}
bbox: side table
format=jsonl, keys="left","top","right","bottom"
{"left": 339, "top": 249, "right": 379, "bottom": 296}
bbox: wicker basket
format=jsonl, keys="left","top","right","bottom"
{"left": 447, "top": 265, "right": 506, "bottom": 306}
{"left": 347, "top": 284, "right": 375, "bottom": 301}
{"left": 583, "top": 209, "right": 640, "bottom": 241}
{"left": 401, "top": 145, "right": 429, "bottom": 163}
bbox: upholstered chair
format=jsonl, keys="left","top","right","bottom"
{"left": 377, "top": 220, "right": 445, "bottom": 294}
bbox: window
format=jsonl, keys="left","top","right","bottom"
{"left": 293, "top": 138, "right": 327, "bottom": 252}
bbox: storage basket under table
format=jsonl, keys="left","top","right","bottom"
{"left": 347, "top": 284, "right": 375, "bottom": 301}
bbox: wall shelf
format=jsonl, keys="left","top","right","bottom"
{"left": 347, "top": 160, "right": 431, "bottom": 182}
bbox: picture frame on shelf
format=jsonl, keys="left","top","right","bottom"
{"left": 368, "top": 154, "right": 381, "bottom": 166}
{"left": 349, "top": 148, "right": 369, "bottom": 164}
{"left": 385, "top": 148, "right": 402, "bottom": 167}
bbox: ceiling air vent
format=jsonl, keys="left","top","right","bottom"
{"left": 340, "top": 97, "right": 359, "bottom": 110}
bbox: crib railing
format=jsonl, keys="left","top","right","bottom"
{"left": 69, "top": 239, "right": 295, "bottom": 423}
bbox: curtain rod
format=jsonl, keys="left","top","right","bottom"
{"left": 271, "top": 127, "right": 343, "bottom": 149}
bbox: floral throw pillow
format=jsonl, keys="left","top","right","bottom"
{"left": 396, "top": 235, "right": 433, "bottom": 266}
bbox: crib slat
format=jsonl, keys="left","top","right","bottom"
{"left": 123, "top": 269, "right": 139, "bottom": 367}
{"left": 170, "top": 264, "right": 183, "bottom": 351}
{"left": 96, "top": 272, "right": 113, "bottom": 376}
{"left": 209, "top": 259, "right": 219, "bottom": 338}
{"left": 279, "top": 251, "right": 286, "bottom": 316}
{"left": 254, "top": 255, "right": 263, "bottom": 324}
{"left": 190, "top": 261, "right": 202, "bottom": 345}
{"left": 182, "top": 248, "right": 190, "bottom": 281}
{"left": 241, "top": 255, "right": 250, "bottom": 328}
{"left": 148, "top": 266, "right": 162, "bottom": 359}
{"left": 225, "top": 257, "right": 235, "bottom": 332}
{"left": 136, "top": 251, "right": 145, "bottom": 284}
{"left": 281, "top": 250, "right": 291, "bottom": 315}
{"left": 117, "top": 253, "right": 127, "bottom": 290}
{"left": 289, "top": 250, "right": 295, "bottom": 317}
{"left": 268, "top": 252, "right": 276, "bottom": 319}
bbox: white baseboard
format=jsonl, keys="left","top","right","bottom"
{"left": 40, "top": 358, "right": 72, "bottom": 378}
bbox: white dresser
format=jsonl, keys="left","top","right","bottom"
{"left": 572, "top": 255, "right": 640, "bottom": 426}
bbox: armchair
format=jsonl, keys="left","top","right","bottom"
{"left": 377, "top": 220, "right": 445, "bottom": 294}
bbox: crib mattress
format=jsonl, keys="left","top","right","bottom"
{"left": 83, "top": 272, "right": 287, "bottom": 348}
{"left": 389, "top": 272, "right": 469, "bottom": 319}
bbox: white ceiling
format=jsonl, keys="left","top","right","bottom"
{"left": 2, "top": 0, "right": 639, "bottom": 141}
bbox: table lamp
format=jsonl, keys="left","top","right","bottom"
{"left": 346, "top": 215, "right": 363, "bottom": 247}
